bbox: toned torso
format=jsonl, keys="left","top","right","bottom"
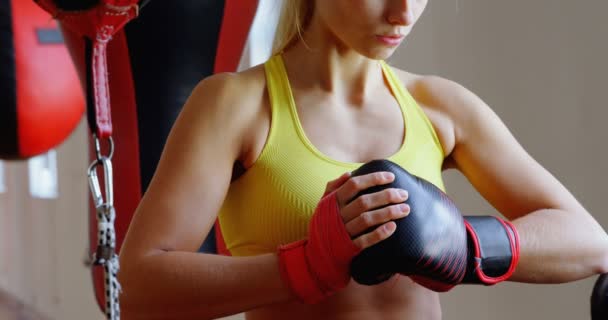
{"left": 231, "top": 63, "right": 456, "bottom": 320}
{"left": 247, "top": 276, "right": 441, "bottom": 320}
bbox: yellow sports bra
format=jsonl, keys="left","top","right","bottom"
{"left": 217, "top": 55, "right": 445, "bottom": 256}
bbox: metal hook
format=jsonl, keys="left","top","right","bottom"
{"left": 87, "top": 157, "right": 114, "bottom": 208}
{"left": 93, "top": 134, "right": 115, "bottom": 161}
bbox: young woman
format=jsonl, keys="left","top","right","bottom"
{"left": 118, "top": 1, "right": 608, "bottom": 319}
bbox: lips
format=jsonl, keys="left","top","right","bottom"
{"left": 382, "top": 34, "right": 404, "bottom": 39}
{"left": 376, "top": 34, "right": 404, "bottom": 46}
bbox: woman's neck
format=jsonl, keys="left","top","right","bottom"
{"left": 281, "top": 19, "right": 384, "bottom": 105}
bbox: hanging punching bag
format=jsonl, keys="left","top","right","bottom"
{"left": 29, "top": 1, "right": 140, "bottom": 317}
{"left": 32, "top": 0, "right": 259, "bottom": 312}
{"left": 90, "top": 0, "right": 259, "bottom": 309}
{"left": 0, "top": 0, "right": 84, "bottom": 160}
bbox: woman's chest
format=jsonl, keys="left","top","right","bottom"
{"left": 294, "top": 95, "right": 406, "bottom": 164}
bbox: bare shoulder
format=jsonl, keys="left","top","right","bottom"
{"left": 187, "top": 64, "right": 267, "bottom": 129}
{"left": 391, "top": 67, "right": 491, "bottom": 163}
{"left": 182, "top": 64, "right": 269, "bottom": 160}
{"left": 119, "top": 65, "right": 269, "bottom": 257}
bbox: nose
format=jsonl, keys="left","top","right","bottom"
{"left": 387, "top": 0, "right": 415, "bottom": 26}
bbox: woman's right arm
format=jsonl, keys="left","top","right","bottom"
{"left": 118, "top": 71, "right": 409, "bottom": 319}
{"left": 118, "top": 73, "right": 291, "bottom": 319}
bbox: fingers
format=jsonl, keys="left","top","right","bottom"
{"left": 323, "top": 172, "right": 352, "bottom": 196}
{"left": 352, "top": 221, "right": 398, "bottom": 250}
{"left": 344, "top": 203, "right": 410, "bottom": 237}
{"left": 335, "top": 172, "right": 395, "bottom": 207}
{"left": 324, "top": 171, "right": 408, "bottom": 250}
{"left": 341, "top": 187, "right": 409, "bottom": 223}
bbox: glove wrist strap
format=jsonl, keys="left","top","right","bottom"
{"left": 463, "top": 216, "right": 520, "bottom": 285}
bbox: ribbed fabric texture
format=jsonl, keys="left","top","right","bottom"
{"left": 217, "top": 54, "right": 446, "bottom": 256}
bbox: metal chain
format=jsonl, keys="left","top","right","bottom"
{"left": 87, "top": 135, "right": 121, "bottom": 320}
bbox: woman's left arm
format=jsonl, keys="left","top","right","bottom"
{"left": 421, "top": 76, "right": 608, "bottom": 284}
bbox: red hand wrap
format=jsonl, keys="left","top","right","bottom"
{"left": 278, "top": 191, "right": 361, "bottom": 304}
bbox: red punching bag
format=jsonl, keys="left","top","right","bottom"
{"left": 31, "top": 0, "right": 260, "bottom": 317}
{"left": 0, "top": 0, "right": 84, "bottom": 160}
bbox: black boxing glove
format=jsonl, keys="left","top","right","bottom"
{"left": 349, "top": 159, "right": 520, "bottom": 291}
{"left": 349, "top": 159, "right": 469, "bottom": 291}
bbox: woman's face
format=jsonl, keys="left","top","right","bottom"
{"left": 314, "top": 0, "right": 428, "bottom": 59}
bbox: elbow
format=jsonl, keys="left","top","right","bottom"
{"left": 118, "top": 262, "right": 170, "bottom": 320}
{"left": 117, "top": 251, "right": 159, "bottom": 319}
{"left": 117, "top": 264, "right": 146, "bottom": 319}
{"left": 118, "top": 249, "right": 196, "bottom": 319}
{"left": 597, "top": 242, "right": 608, "bottom": 275}
{"left": 596, "top": 253, "right": 608, "bottom": 275}
{"left": 599, "top": 260, "right": 608, "bottom": 276}
{"left": 120, "top": 299, "right": 146, "bottom": 320}
{"left": 579, "top": 210, "right": 608, "bottom": 275}
{"left": 593, "top": 231, "right": 608, "bottom": 275}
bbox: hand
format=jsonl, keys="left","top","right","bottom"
{"left": 349, "top": 159, "right": 469, "bottom": 288}
{"left": 277, "top": 170, "right": 409, "bottom": 304}
{"left": 324, "top": 171, "right": 411, "bottom": 249}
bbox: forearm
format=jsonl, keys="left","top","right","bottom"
{"left": 508, "top": 208, "right": 608, "bottom": 283}
{"left": 119, "top": 251, "right": 292, "bottom": 319}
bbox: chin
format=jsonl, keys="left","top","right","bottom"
{"left": 362, "top": 46, "right": 398, "bottom": 60}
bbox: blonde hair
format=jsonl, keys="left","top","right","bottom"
{"left": 271, "top": 0, "right": 314, "bottom": 56}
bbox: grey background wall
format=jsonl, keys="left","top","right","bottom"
{"left": 0, "top": 1, "right": 606, "bottom": 319}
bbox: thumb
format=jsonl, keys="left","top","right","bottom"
{"left": 324, "top": 172, "right": 352, "bottom": 196}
